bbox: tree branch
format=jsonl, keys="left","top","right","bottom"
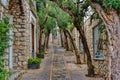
{"left": 50, "top": 0, "right": 75, "bottom": 18}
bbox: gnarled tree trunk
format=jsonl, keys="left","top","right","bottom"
{"left": 60, "top": 30, "right": 64, "bottom": 47}
{"left": 65, "top": 30, "right": 81, "bottom": 64}
{"left": 46, "top": 32, "right": 50, "bottom": 49}
{"left": 63, "top": 31, "right": 69, "bottom": 51}
{"left": 44, "top": 32, "right": 50, "bottom": 53}
{"left": 74, "top": 21, "right": 94, "bottom": 76}
{"left": 89, "top": 2, "right": 120, "bottom": 79}
{"left": 39, "top": 29, "right": 43, "bottom": 53}
{"left": 43, "top": 36, "right": 46, "bottom": 47}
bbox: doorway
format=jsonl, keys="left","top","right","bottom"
{"left": 31, "top": 24, "right": 35, "bottom": 58}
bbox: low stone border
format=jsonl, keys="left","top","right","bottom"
{"left": 9, "top": 70, "right": 26, "bottom": 80}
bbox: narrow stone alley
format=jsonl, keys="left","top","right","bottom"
{"left": 19, "top": 44, "right": 104, "bottom": 80}
{"left": 1, "top": 0, "right": 120, "bottom": 80}
{"left": 51, "top": 45, "right": 70, "bottom": 80}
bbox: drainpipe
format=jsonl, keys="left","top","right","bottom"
{"left": 9, "top": 15, "right": 13, "bottom": 71}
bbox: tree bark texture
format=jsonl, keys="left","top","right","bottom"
{"left": 44, "top": 32, "right": 50, "bottom": 53}
{"left": 74, "top": 21, "right": 94, "bottom": 76}
{"left": 89, "top": 2, "right": 120, "bottom": 79}
{"left": 63, "top": 31, "right": 69, "bottom": 51}
{"left": 46, "top": 32, "right": 50, "bottom": 49}
{"left": 65, "top": 30, "right": 81, "bottom": 64}
{"left": 44, "top": 33, "right": 47, "bottom": 53}
{"left": 39, "top": 29, "right": 43, "bottom": 53}
{"left": 60, "top": 30, "right": 64, "bottom": 47}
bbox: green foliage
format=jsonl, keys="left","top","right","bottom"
{"left": 0, "top": 17, "right": 12, "bottom": 80}
{"left": 28, "top": 58, "right": 42, "bottom": 64}
{"left": 36, "top": 0, "right": 48, "bottom": 27}
{"left": 44, "top": 16, "right": 56, "bottom": 33}
{"left": 104, "top": 0, "right": 120, "bottom": 10}
{"left": 36, "top": 0, "right": 73, "bottom": 33}
{"left": 60, "top": 0, "right": 77, "bottom": 14}
{"left": 67, "top": 23, "right": 74, "bottom": 30}
{"left": 92, "top": 0, "right": 120, "bottom": 11}
{"left": 48, "top": 1, "right": 58, "bottom": 18}
{"left": 56, "top": 8, "right": 72, "bottom": 30}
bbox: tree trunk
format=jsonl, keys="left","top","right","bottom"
{"left": 89, "top": 2, "right": 120, "bottom": 79}
{"left": 44, "top": 32, "right": 50, "bottom": 53}
{"left": 63, "top": 31, "right": 69, "bottom": 51}
{"left": 60, "top": 30, "right": 64, "bottom": 47}
{"left": 74, "top": 21, "right": 94, "bottom": 76}
{"left": 63, "top": 33, "right": 66, "bottom": 48}
{"left": 39, "top": 29, "right": 43, "bottom": 53}
{"left": 65, "top": 30, "right": 81, "bottom": 64}
{"left": 44, "top": 33, "right": 47, "bottom": 52}
{"left": 46, "top": 32, "right": 50, "bottom": 49}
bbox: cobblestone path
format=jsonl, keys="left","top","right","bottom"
{"left": 20, "top": 44, "right": 104, "bottom": 80}
{"left": 20, "top": 45, "right": 53, "bottom": 80}
{"left": 51, "top": 45, "right": 70, "bottom": 80}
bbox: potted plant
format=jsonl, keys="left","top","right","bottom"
{"left": 36, "top": 52, "right": 44, "bottom": 58}
{"left": 28, "top": 58, "right": 41, "bottom": 69}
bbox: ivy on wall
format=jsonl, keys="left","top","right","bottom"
{"left": 0, "top": 17, "right": 13, "bottom": 80}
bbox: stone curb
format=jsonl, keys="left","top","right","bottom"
{"left": 9, "top": 70, "right": 26, "bottom": 80}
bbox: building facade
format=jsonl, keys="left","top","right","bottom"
{"left": 0, "top": 0, "right": 39, "bottom": 79}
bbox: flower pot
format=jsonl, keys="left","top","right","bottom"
{"left": 28, "top": 64, "right": 40, "bottom": 69}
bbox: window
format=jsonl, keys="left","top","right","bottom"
{"left": 79, "top": 38, "right": 84, "bottom": 52}
{"left": 0, "top": 0, "right": 9, "bottom": 9}
{"left": 93, "top": 24, "right": 104, "bottom": 60}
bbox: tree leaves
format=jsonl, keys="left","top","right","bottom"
{"left": 44, "top": 16, "right": 56, "bottom": 33}
{"left": 104, "top": 0, "right": 120, "bottom": 10}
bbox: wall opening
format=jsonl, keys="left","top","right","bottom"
{"left": 31, "top": 24, "right": 35, "bottom": 58}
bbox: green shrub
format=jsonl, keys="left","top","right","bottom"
{"left": 28, "top": 58, "right": 41, "bottom": 64}
{"left": 0, "top": 17, "right": 13, "bottom": 80}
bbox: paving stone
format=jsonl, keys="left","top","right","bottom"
{"left": 52, "top": 45, "right": 69, "bottom": 80}
{"left": 19, "top": 44, "right": 104, "bottom": 80}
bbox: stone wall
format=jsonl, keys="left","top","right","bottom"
{"left": 9, "top": 0, "right": 31, "bottom": 70}
{"left": 84, "top": 18, "right": 109, "bottom": 79}
{"left": 72, "top": 28, "right": 79, "bottom": 50}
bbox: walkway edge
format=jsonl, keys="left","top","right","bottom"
{"left": 50, "top": 46, "right": 54, "bottom": 80}
{"left": 62, "top": 54, "right": 72, "bottom": 80}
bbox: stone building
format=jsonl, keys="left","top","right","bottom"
{"left": 1, "top": 0, "right": 39, "bottom": 79}
{"left": 9, "top": 0, "right": 39, "bottom": 70}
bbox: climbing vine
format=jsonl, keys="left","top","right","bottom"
{"left": 0, "top": 17, "right": 12, "bottom": 80}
